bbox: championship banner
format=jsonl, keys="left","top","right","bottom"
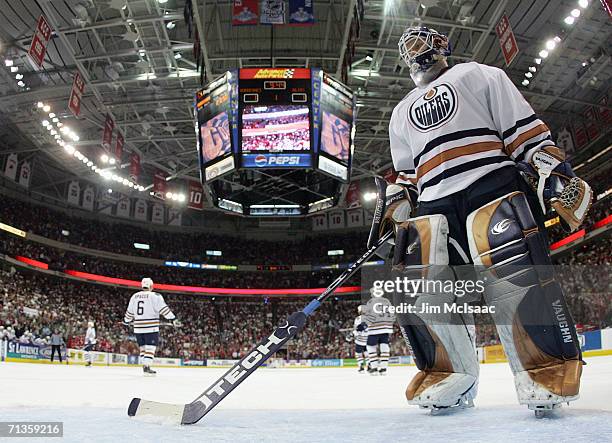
{"left": 346, "top": 208, "right": 364, "bottom": 227}
{"left": 151, "top": 203, "right": 165, "bottom": 224}
{"left": 68, "top": 71, "right": 85, "bottom": 117}
{"left": 116, "top": 196, "right": 131, "bottom": 218}
{"left": 134, "top": 198, "right": 147, "bottom": 221}
{"left": 167, "top": 208, "right": 182, "bottom": 226}
{"left": 18, "top": 161, "right": 32, "bottom": 188}
{"left": 312, "top": 213, "right": 328, "bottom": 231}
{"left": 187, "top": 181, "right": 204, "bottom": 210}
{"left": 573, "top": 122, "right": 588, "bottom": 149}
{"left": 345, "top": 181, "right": 361, "bottom": 208}
{"left": 584, "top": 107, "right": 600, "bottom": 141}
{"left": 82, "top": 186, "right": 95, "bottom": 211}
{"left": 3, "top": 153, "right": 18, "bottom": 180}
{"left": 328, "top": 210, "right": 345, "bottom": 229}
{"left": 153, "top": 170, "right": 167, "bottom": 199}
{"left": 556, "top": 127, "right": 575, "bottom": 156}
{"left": 288, "top": 0, "right": 314, "bottom": 25}
{"left": 115, "top": 132, "right": 124, "bottom": 161}
{"left": 232, "top": 0, "right": 259, "bottom": 25}
{"left": 495, "top": 13, "right": 518, "bottom": 67}
{"left": 97, "top": 198, "right": 113, "bottom": 215}
{"left": 129, "top": 152, "right": 140, "bottom": 182}
{"left": 28, "top": 15, "right": 52, "bottom": 67}
{"left": 260, "top": 0, "right": 285, "bottom": 24}
{"left": 67, "top": 181, "right": 80, "bottom": 206}
{"left": 102, "top": 114, "right": 114, "bottom": 149}
{"left": 599, "top": 96, "right": 611, "bottom": 125}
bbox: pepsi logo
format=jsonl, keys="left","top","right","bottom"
{"left": 254, "top": 155, "right": 268, "bottom": 166}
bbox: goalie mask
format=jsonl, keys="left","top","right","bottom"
{"left": 398, "top": 26, "right": 451, "bottom": 87}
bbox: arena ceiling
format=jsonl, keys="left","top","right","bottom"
{"left": 0, "top": 0, "right": 610, "bottom": 211}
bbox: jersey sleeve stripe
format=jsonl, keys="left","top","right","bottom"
{"left": 504, "top": 123, "right": 550, "bottom": 156}
{"left": 514, "top": 136, "right": 553, "bottom": 162}
{"left": 413, "top": 127, "right": 500, "bottom": 166}
{"left": 501, "top": 113, "right": 538, "bottom": 140}
{"left": 416, "top": 141, "right": 503, "bottom": 180}
{"left": 419, "top": 156, "right": 513, "bottom": 192}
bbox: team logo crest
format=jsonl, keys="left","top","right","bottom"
{"left": 409, "top": 84, "right": 457, "bottom": 132}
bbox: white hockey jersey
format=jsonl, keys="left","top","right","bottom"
{"left": 123, "top": 290, "right": 175, "bottom": 333}
{"left": 389, "top": 62, "right": 554, "bottom": 202}
{"left": 364, "top": 298, "right": 395, "bottom": 335}
{"left": 85, "top": 327, "right": 96, "bottom": 345}
{"left": 353, "top": 315, "right": 368, "bottom": 346}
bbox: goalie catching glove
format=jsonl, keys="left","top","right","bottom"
{"left": 517, "top": 146, "right": 592, "bottom": 232}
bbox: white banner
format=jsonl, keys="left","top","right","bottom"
{"left": 134, "top": 199, "right": 147, "bottom": 221}
{"left": 346, "top": 208, "right": 364, "bottom": 227}
{"left": 557, "top": 127, "right": 575, "bottom": 155}
{"left": 151, "top": 203, "right": 164, "bottom": 224}
{"left": 328, "top": 210, "right": 345, "bottom": 229}
{"left": 98, "top": 197, "right": 112, "bottom": 215}
{"left": 116, "top": 196, "right": 131, "bottom": 218}
{"left": 18, "top": 161, "right": 32, "bottom": 188}
{"left": 312, "top": 214, "right": 328, "bottom": 231}
{"left": 82, "top": 186, "right": 95, "bottom": 211}
{"left": 167, "top": 208, "right": 181, "bottom": 226}
{"left": 3, "top": 153, "right": 18, "bottom": 180}
{"left": 67, "top": 181, "right": 80, "bottom": 206}
{"left": 363, "top": 208, "right": 374, "bottom": 226}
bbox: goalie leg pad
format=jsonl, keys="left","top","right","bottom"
{"left": 393, "top": 215, "right": 479, "bottom": 408}
{"left": 466, "top": 191, "right": 582, "bottom": 406}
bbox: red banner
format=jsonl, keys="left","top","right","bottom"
{"left": 68, "top": 71, "right": 85, "bottom": 117}
{"left": 102, "top": 114, "right": 114, "bottom": 148}
{"left": 153, "top": 170, "right": 167, "bottom": 199}
{"left": 599, "top": 96, "right": 611, "bottom": 125}
{"left": 495, "top": 14, "right": 519, "bottom": 67}
{"left": 232, "top": 0, "right": 259, "bottom": 25}
{"left": 129, "top": 152, "right": 140, "bottom": 182}
{"left": 28, "top": 16, "right": 52, "bottom": 67}
{"left": 573, "top": 123, "right": 588, "bottom": 148}
{"left": 115, "top": 132, "right": 124, "bottom": 161}
{"left": 345, "top": 181, "right": 361, "bottom": 208}
{"left": 187, "top": 181, "right": 204, "bottom": 210}
{"left": 382, "top": 167, "right": 398, "bottom": 183}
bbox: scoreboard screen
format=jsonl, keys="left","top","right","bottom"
{"left": 238, "top": 68, "right": 313, "bottom": 168}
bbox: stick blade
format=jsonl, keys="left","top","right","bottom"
{"left": 127, "top": 397, "right": 186, "bottom": 425}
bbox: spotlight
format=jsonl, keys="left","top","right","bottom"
{"left": 571, "top": 8, "right": 581, "bottom": 17}
{"left": 553, "top": 36, "right": 561, "bottom": 43}
{"left": 43, "top": 105, "right": 51, "bottom": 112}
{"left": 65, "top": 145, "right": 75, "bottom": 154}
{"left": 109, "top": 158, "right": 116, "bottom": 165}
{"left": 166, "top": 191, "right": 173, "bottom": 198}
{"left": 48, "top": 113, "right": 56, "bottom": 118}
{"left": 525, "top": 72, "right": 533, "bottom": 78}
{"left": 42, "top": 120, "right": 49, "bottom": 126}
{"left": 539, "top": 50, "right": 549, "bottom": 58}
{"left": 564, "top": 16, "right": 575, "bottom": 25}
{"left": 10, "top": 66, "right": 18, "bottom": 73}
{"left": 166, "top": 21, "right": 175, "bottom": 30}
{"left": 4, "top": 59, "right": 13, "bottom": 67}
{"left": 108, "top": 188, "right": 113, "bottom": 194}
{"left": 15, "top": 73, "right": 23, "bottom": 80}
{"left": 578, "top": 0, "right": 588, "bottom": 8}
{"left": 177, "top": 194, "right": 186, "bottom": 202}
{"left": 529, "top": 66, "right": 536, "bottom": 72}
{"left": 53, "top": 118, "right": 59, "bottom": 123}
{"left": 174, "top": 53, "right": 182, "bottom": 59}
{"left": 87, "top": 161, "right": 93, "bottom": 167}
{"left": 37, "top": 102, "right": 44, "bottom": 108}
{"left": 17, "top": 81, "right": 25, "bottom": 87}
{"left": 522, "top": 79, "right": 530, "bottom": 86}
{"left": 545, "top": 40, "right": 556, "bottom": 50}
{"left": 534, "top": 58, "right": 542, "bottom": 64}
{"left": 101, "top": 154, "right": 109, "bottom": 163}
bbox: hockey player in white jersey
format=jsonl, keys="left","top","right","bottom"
{"left": 123, "top": 278, "right": 178, "bottom": 375}
{"left": 84, "top": 321, "right": 96, "bottom": 367}
{"left": 364, "top": 291, "right": 395, "bottom": 375}
{"left": 352, "top": 305, "right": 368, "bottom": 373}
{"left": 370, "top": 26, "right": 592, "bottom": 415}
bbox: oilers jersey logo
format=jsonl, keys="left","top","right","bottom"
{"left": 408, "top": 84, "right": 457, "bottom": 132}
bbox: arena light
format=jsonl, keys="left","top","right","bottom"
{"left": 564, "top": 16, "right": 574, "bottom": 24}
{"left": 534, "top": 58, "right": 542, "bottom": 64}
{"left": 134, "top": 243, "right": 150, "bottom": 250}
{"left": 570, "top": 8, "right": 581, "bottom": 17}
{"left": 166, "top": 21, "right": 176, "bottom": 30}
{"left": 4, "top": 59, "right": 13, "bottom": 67}
{"left": 529, "top": 66, "right": 536, "bottom": 72}
{"left": 328, "top": 249, "right": 344, "bottom": 256}
{"left": 10, "top": 66, "right": 18, "bottom": 73}
{"left": 177, "top": 194, "right": 186, "bottom": 202}
{"left": 48, "top": 112, "right": 55, "bottom": 118}
{"left": 109, "top": 158, "right": 116, "bottom": 165}
{"left": 522, "top": 79, "right": 530, "bottom": 86}
{"left": 43, "top": 105, "right": 51, "bottom": 112}
{"left": 37, "top": 102, "right": 44, "bottom": 108}
{"left": 578, "top": 0, "right": 588, "bottom": 8}
{"left": 17, "top": 80, "right": 25, "bottom": 87}
{"left": 363, "top": 191, "right": 377, "bottom": 201}
{"left": 206, "top": 250, "right": 222, "bottom": 256}
{"left": 41, "top": 120, "right": 49, "bottom": 126}
{"left": 64, "top": 145, "right": 75, "bottom": 155}
{"left": 15, "top": 73, "right": 23, "bottom": 80}
{"left": 100, "top": 154, "right": 109, "bottom": 163}
{"left": 107, "top": 188, "right": 113, "bottom": 193}
{"left": 174, "top": 53, "right": 182, "bottom": 59}
{"left": 545, "top": 39, "right": 556, "bottom": 50}
{"left": 52, "top": 117, "right": 59, "bottom": 123}
{"left": 166, "top": 191, "right": 173, "bottom": 199}
{"left": 525, "top": 72, "right": 533, "bottom": 78}
{"left": 539, "top": 49, "right": 549, "bottom": 58}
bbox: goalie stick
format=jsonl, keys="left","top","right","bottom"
{"left": 127, "top": 178, "right": 390, "bottom": 425}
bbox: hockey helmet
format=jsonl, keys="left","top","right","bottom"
{"left": 141, "top": 277, "right": 154, "bottom": 290}
{"left": 398, "top": 26, "right": 451, "bottom": 86}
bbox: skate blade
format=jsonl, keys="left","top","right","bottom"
{"left": 421, "top": 398, "right": 474, "bottom": 416}
{"left": 530, "top": 403, "right": 562, "bottom": 419}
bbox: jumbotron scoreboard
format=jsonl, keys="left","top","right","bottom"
{"left": 195, "top": 68, "right": 355, "bottom": 216}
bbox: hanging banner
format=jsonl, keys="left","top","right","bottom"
{"left": 153, "top": 170, "right": 167, "bottom": 199}
{"left": 134, "top": 199, "right": 147, "bottom": 221}
{"left": 116, "top": 196, "right": 131, "bottom": 218}
{"left": 583, "top": 107, "right": 600, "bottom": 141}
{"left": 346, "top": 208, "right": 364, "bottom": 227}
{"left": 187, "top": 181, "right": 204, "bottom": 210}
{"left": 67, "top": 181, "right": 81, "bottom": 206}
{"left": 129, "top": 152, "right": 140, "bottom": 182}
{"left": 495, "top": 14, "right": 519, "bottom": 67}
{"left": 312, "top": 214, "right": 328, "bottom": 231}
{"left": 115, "top": 132, "right": 124, "bottom": 161}
{"left": 28, "top": 15, "right": 52, "bottom": 67}
{"left": 68, "top": 71, "right": 85, "bottom": 117}
{"left": 573, "top": 123, "right": 588, "bottom": 149}
{"left": 102, "top": 114, "right": 114, "bottom": 149}
{"left": 167, "top": 208, "right": 182, "bottom": 226}
{"left": 288, "top": 0, "right": 314, "bottom": 25}
{"left": 82, "top": 186, "right": 95, "bottom": 211}
{"left": 151, "top": 203, "right": 165, "bottom": 224}
{"left": 3, "top": 153, "right": 18, "bottom": 180}
{"left": 18, "top": 161, "right": 32, "bottom": 188}
{"left": 345, "top": 181, "right": 361, "bottom": 208}
{"left": 382, "top": 167, "right": 398, "bottom": 183}
{"left": 260, "top": 0, "right": 285, "bottom": 24}
{"left": 328, "top": 210, "right": 345, "bottom": 229}
{"left": 556, "top": 127, "right": 575, "bottom": 156}
{"left": 232, "top": 0, "right": 259, "bottom": 25}
{"left": 97, "top": 196, "right": 113, "bottom": 215}
{"left": 599, "top": 96, "right": 611, "bottom": 125}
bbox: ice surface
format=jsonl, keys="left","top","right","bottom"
{"left": 1, "top": 356, "right": 611, "bottom": 442}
